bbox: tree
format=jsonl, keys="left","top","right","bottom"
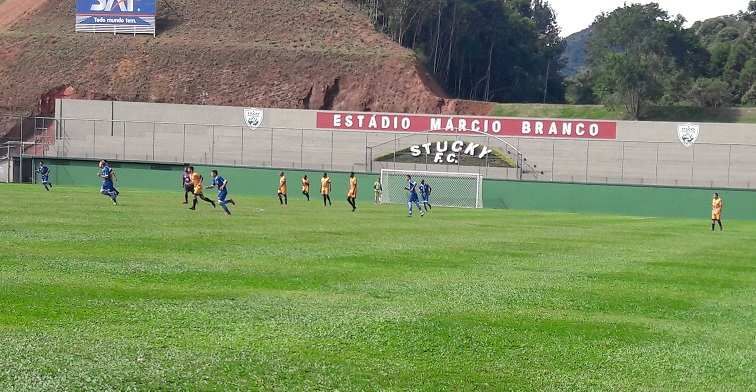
{"left": 742, "top": 83, "right": 756, "bottom": 104}
{"left": 689, "top": 78, "right": 731, "bottom": 107}
{"left": 351, "top": 0, "right": 566, "bottom": 103}
{"left": 565, "top": 71, "right": 596, "bottom": 104}
{"left": 593, "top": 53, "right": 663, "bottom": 118}
{"left": 586, "top": 4, "right": 709, "bottom": 118}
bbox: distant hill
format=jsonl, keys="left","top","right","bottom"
{"left": 560, "top": 28, "right": 591, "bottom": 78}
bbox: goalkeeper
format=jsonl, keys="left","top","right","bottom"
{"left": 373, "top": 177, "right": 382, "bottom": 204}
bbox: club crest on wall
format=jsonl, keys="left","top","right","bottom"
{"left": 243, "top": 108, "right": 264, "bottom": 129}
{"left": 677, "top": 123, "right": 699, "bottom": 147}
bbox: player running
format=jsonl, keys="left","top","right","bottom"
{"left": 712, "top": 193, "right": 724, "bottom": 231}
{"left": 208, "top": 169, "right": 235, "bottom": 215}
{"left": 181, "top": 165, "right": 194, "bottom": 204}
{"left": 98, "top": 160, "right": 119, "bottom": 205}
{"left": 321, "top": 172, "right": 332, "bottom": 207}
{"left": 405, "top": 175, "right": 424, "bottom": 217}
{"left": 36, "top": 161, "right": 53, "bottom": 191}
{"left": 278, "top": 172, "right": 288, "bottom": 206}
{"left": 189, "top": 166, "right": 215, "bottom": 210}
{"left": 347, "top": 172, "right": 358, "bottom": 212}
{"left": 373, "top": 177, "right": 382, "bottom": 204}
{"left": 302, "top": 175, "right": 311, "bottom": 201}
{"left": 420, "top": 179, "right": 432, "bottom": 212}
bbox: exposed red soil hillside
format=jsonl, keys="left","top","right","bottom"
{"left": 0, "top": 0, "right": 489, "bottom": 126}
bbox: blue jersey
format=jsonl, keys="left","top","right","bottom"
{"left": 38, "top": 165, "right": 49, "bottom": 176}
{"left": 420, "top": 183, "right": 431, "bottom": 197}
{"left": 407, "top": 180, "right": 418, "bottom": 194}
{"left": 212, "top": 176, "right": 227, "bottom": 190}
{"left": 407, "top": 179, "right": 420, "bottom": 203}
{"left": 101, "top": 166, "right": 114, "bottom": 184}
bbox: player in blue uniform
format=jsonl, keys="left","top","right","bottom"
{"left": 420, "top": 179, "right": 432, "bottom": 212}
{"left": 98, "top": 160, "right": 119, "bottom": 205}
{"left": 207, "top": 169, "right": 236, "bottom": 215}
{"left": 405, "top": 175, "right": 424, "bottom": 217}
{"left": 36, "top": 161, "right": 53, "bottom": 191}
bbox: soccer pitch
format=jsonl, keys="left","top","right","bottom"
{"left": 1, "top": 185, "right": 754, "bottom": 390}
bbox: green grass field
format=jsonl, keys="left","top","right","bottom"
{"left": 1, "top": 185, "right": 754, "bottom": 390}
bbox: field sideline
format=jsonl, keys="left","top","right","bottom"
{"left": 1, "top": 185, "right": 754, "bottom": 390}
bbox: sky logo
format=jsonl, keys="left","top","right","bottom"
{"left": 90, "top": 0, "right": 134, "bottom": 12}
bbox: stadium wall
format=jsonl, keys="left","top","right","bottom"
{"left": 32, "top": 158, "right": 756, "bottom": 220}
{"left": 44, "top": 99, "right": 756, "bottom": 189}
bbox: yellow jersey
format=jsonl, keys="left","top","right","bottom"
{"left": 347, "top": 177, "right": 358, "bottom": 198}
{"left": 321, "top": 177, "right": 331, "bottom": 195}
{"left": 191, "top": 172, "right": 203, "bottom": 193}
{"left": 712, "top": 198, "right": 723, "bottom": 220}
{"left": 278, "top": 176, "right": 287, "bottom": 194}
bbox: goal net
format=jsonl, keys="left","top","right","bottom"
{"left": 379, "top": 169, "right": 483, "bottom": 209}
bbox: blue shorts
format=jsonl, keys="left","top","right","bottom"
{"left": 218, "top": 189, "right": 228, "bottom": 202}
{"left": 409, "top": 193, "right": 420, "bottom": 203}
{"left": 422, "top": 194, "right": 430, "bottom": 203}
{"left": 101, "top": 181, "right": 115, "bottom": 193}
{"left": 41, "top": 175, "right": 49, "bottom": 183}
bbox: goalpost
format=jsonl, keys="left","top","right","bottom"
{"left": 379, "top": 169, "right": 483, "bottom": 209}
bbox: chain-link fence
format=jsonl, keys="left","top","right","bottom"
{"left": 511, "top": 138, "right": 756, "bottom": 189}
{"left": 2, "top": 114, "right": 755, "bottom": 189}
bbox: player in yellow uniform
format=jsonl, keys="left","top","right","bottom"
{"left": 346, "top": 172, "right": 358, "bottom": 212}
{"left": 321, "top": 172, "right": 332, "bottom": 207}
{"left": 711, "top": 193, "right": 723, "bottom": 231}
{"left": 189, "top": 166, "right": 215, "bottom": 210}
{"left": 302, "top": 175, "right": 311, "bottom": 201}
{"left": 278, "top": 172, "right": 288, "bottom": 206}
{"left": 347, "top": 172, "right": 357, "bottom": 212}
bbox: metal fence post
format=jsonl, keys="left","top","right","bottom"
{"left": 301, "top": 129, "right": 304, "bottom": 169}
{"left": 620, "top": 142, "right": 625, "bottom": 183}
{"left": 211, "top": 125, "right": 215, "bottom": 165}
{"left": 393, "top": 133, "right": 397, "bottom": 169}
{"left": 585, "top": 140, "right": 590, "bottom": 183}
{"left": 18, "top": 115, "right": 23, "bottom": 183}
{"left": 241, "top": 127, "right": 245, "bottom": 166}
{"left": 270, "top": 129, "right": 274, "bottom": 167}
{"left": 551, "top": 142, "right": 555, "bottom": 181}
{"left": 122, "top": 121, "right": 126, "bottom": 160}
{"left": 485, "top": 135, "right": 489, "bottom": 177}
{"left": 330, "top": 130, "right": 334, "bottom": 170}
{"left": 690, "top": 144, "right": 695, "bottom": 186}
{"left": 727, "top": 144, "right": 733, "bottom": 187}
{"left": 655, "top": 143, "right": 660, "bottom": 185}
{"left": 152, "top": 121, "right": 156, "bottom": 161}
{"left": 182, "top": 124, "right": 186, "bottom": 163}
{"left": 92, "top": 120, "right": 96, "bottom": 158}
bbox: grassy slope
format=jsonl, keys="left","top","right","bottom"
{"left": 1, "top": 185, "right": 754, "bottom": 390}
{"left": 490, "top": 103, "right": 756, "bottom": 123}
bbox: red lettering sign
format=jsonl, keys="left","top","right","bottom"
{"left": 315, "top": 111, "right": 617, "bottom": 140}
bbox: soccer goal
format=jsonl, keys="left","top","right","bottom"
{"left": 379, "top": 169, "right": 483, "bottom": 209}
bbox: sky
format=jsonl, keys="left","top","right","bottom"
{"left": 550, "top": 0, "right": 749, "bottom": 36}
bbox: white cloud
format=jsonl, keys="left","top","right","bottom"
{"left": 549, "top": 0, "right": 749, "bottom": 36}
